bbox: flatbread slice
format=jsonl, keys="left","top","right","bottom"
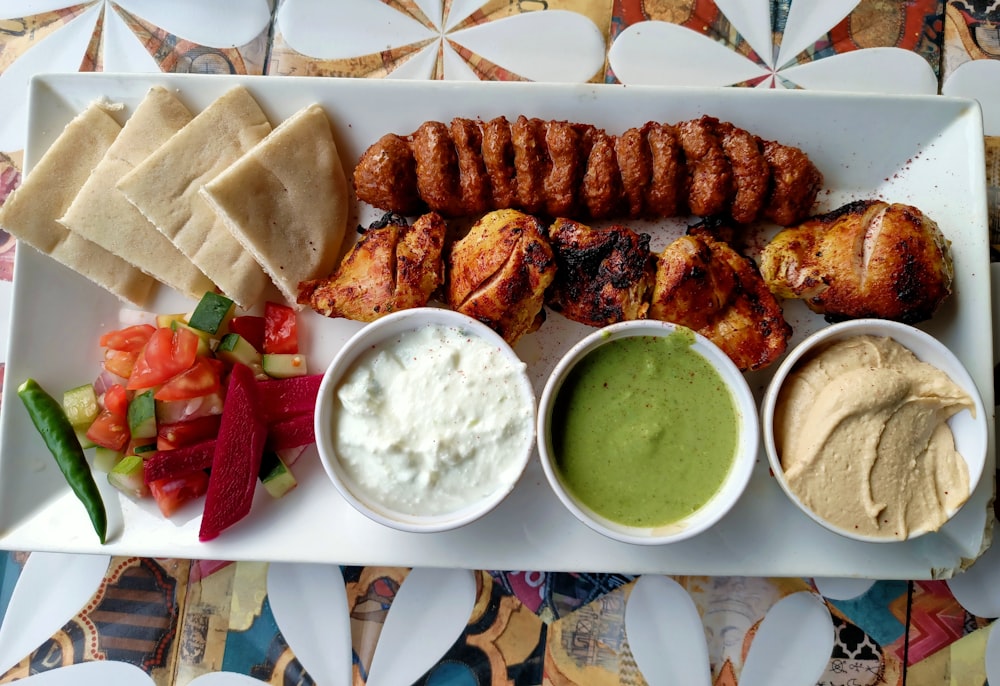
{"left": 59, "top": 86, "right": 216, "bottom": 300}
{"left": 117, "top": 86, "right": 273, "bottom": 308}
{"left": 0, "top": 102, "right": 156, "bottom": 306}
{"left": 200, "top": 103, "right": 349, "bottom": 308}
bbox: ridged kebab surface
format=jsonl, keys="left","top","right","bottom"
{"left": 353, "top": 114, "right": 823, "bottom": 226}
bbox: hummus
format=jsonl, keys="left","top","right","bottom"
{"left": 775, "top": 335, "right": 974, "bottom": 539}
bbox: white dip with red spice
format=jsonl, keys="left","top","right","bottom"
{"left": 332, "top": 323, "right": 533, "bottom": 516}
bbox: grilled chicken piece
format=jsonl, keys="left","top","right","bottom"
{"left": 297, "top": 212, "right": 446, "bottom": 321}
{"left": 650, "top": 232, "right": 791, "bottom": 371}
{"left": 545, "top": 218, "right": 656, "bottom": 327}
{"left": 446, "top": 209, "right": 557, "bottom": 345}
{"left": 760, "top": 200, "right": 953, "bottom": 323}
{"left": 354, "top": 115, "right": 822, "bottom": 225}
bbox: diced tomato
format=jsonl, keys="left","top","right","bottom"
{"left": 103, "top": 383, "right": 130, "bottom": 417}
{"left": 87, "top": 383, "right": 130, "bottom": 451}
{"left": 157, "top": 415, "right": 223, "bottom": 451}
{"left": 128, "top": 326, "right": 200, "bottom": 390}
{"left": 99, "top": 324, "right": 156, "bottom": 353}
{"left": 86, "top": 411, "right": 130, "bottom": 451}
{"left": 104, "top": 349, "right": 138, "bottom": 378}
{"left": 229, "top": 316, "right": 265, "bottom": 353}
{"left": 263, "top": 302, "right": 298, "bottom": 354}
{"left": 149, "top": 471, "right": 210, "bottom": 517}
{"left": 154, "top": 357, "right": 222, "bottom": 402}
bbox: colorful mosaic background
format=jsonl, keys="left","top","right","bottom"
{"left": 0, "top": 1, "right": 997, "bottom": 684}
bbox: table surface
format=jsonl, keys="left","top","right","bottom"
{"left": 0, "top": 2, "right": 998, "bottom": 685}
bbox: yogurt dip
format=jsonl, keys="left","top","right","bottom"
{"left": 331, "top": 322, "right": 534, "bottom": 516}
{"left": 774, "top": 334, "right": 974, "bottom": 539}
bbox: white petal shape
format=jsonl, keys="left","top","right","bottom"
{"left": 609, "top": 21, "right": 769, "bottom": 87}
{"left": 0, "top": 3, "right": 101, "bottom": 152}
{"left": 387, "top": 41, "right": 440, "bottom": 80}
{"left": 715, "top": 0, "right": 774, "bottom": 68}
{"left": 442, "top": 40, "right": 480, "bottom": 81}
{"left": 776, "top": 0, "right": 859, "bottom": 69}
{"left": 366, "top": 567, "right": 476, "bottom": 686}
{"left": 1, "top": 1, "right": 77, "bottom": 19}
{"left": 414, "top": 0, "right": 443, "bottom": 31}
{"left": 946, "top": 538, "right": 1000, "bottom": 618}
{"left": 779, "top": 47, "right": 938, "bottom": 94}
{"left": 0, "top": 553, "right": 111, "bottom": 675}
{"left": 942, "top": 59, "right": 1000, "bottom": 135}
{"left": 266, "top": 563, "right": 351, "bottom": 686}
{"left": 7, "top": 661, "right": 152, "bottom": 685}
{"left": 739, "top": 592, "right": 834, "bottom": 686}
{"left": 113, "top": 0, "right": 270, "bottom": 49}
{"left": 189, "top": 673, "right": 270, "bottom": 685}
{"left": 986, "top": 622, "right": 1000, "bottom": 685}
{"left": 812, "top": 577, "right": 876, "bottom": 601}
{"left": 625, "top": 575, "right": 712, "bottom": 686}
{"left": 445, "top": 0, "right": 487, "bottom": 32}
{"left": 102, "top": 6, "right": 163, "bottom": 74}
{"left": 277, "top": 0, "right": 433, "bottom": 60}
{"left": 449, "top": 11, "right": 604, "bottom": 83}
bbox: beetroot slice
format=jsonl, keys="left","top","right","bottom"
{"left": 198, "top": 363, "right": 267, "bottom": 542}
{"left": 257, "top": 374, "right": 322, "bottom": 422}
{"left": 143, "top": 439, "right": 216, "bottom": 484}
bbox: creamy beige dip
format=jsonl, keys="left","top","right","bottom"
{"left": 775, "top": 335, "right": 974, "bottom": 539}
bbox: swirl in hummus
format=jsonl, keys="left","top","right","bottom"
{"left": 774, "top": 335, "right": 975, "bottom": 539}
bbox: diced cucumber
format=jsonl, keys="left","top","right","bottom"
{"left": 75, "top": 428, "right": 96, "bottom": 450}
{"left": 259, "top": 451, "right": 297, "bottom": 498}
{"left": 63, "top": 383, "right": 99, "bottom": 425}
{"left": 133, "top": 442, "right": 158, "bottom": 455}
{"left": 156, "top": 313, "right": 187, "bottom": 329}
{"left": 64, "top": 385, "right": 99, "bottom": 449}
{"left": 262, "top": 353, "right": 307, "bottom": 379}
{"left": 217, "top": 333, "right": 262, "bottom": 367}
{"left": 108, "top": 454, "right": 149, "bottom": 498}
{"left": 188, "top": 292, "right": 234, "bottom": 335}
{"left": 94, "top": 446, "right": 124, "bottom": 472}
{"left": 127, "top": 390, "right": 157, "bottom": 439}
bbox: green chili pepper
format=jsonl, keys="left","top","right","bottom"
{"left": 17, "top": 378, "right": 107, "bottom": 544}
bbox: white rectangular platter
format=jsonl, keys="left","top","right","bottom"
{"left": 0, "top": 72, "right": 993, "bottom": 578}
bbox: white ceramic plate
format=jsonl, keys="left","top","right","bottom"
{"left": 0, "top": 73, "right": 993, "bottom": 578}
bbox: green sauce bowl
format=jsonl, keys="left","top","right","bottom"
{"left": 537, "top": 319, "right": 759, "bottom": 545}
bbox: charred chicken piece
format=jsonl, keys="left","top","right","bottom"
{"left": 446, "top": 209, "right": 557, "bottom": 345}
{"left": 650, "top": 232, "right": 791, "bottom": 371}
{"left": 297, "top": 212, "right": 447, "bottom": 321}
{"left": 353, "top": 115, "right": 821, "bottom": 225}
{"left": 760, "top": 200, "right": 953, "bottom": 323}
{"left": 545, "top": 218, "right": 656, "bottom": 327}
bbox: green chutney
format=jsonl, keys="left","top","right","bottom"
{"left": 551, "top": 331, "right": 739, "bottom": 528}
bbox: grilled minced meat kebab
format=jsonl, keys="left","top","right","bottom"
{"left": 353, "top": 115, "right": 822, "bottom": 226}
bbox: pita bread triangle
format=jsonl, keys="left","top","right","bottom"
{"left": 200, "top": 103, "right": 349, "bottom": 308}
{"left": 0, "top": 102, "right": 156, "bottom": 306}
{"left": 117, "top": 85, "right": 273, "bottom": 308}
{"left": 59, "top": 86, "right": 216, "bottom": 300}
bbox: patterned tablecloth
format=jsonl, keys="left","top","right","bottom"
{"left": 0, "top": 1, "right": 998, "bottom": 685}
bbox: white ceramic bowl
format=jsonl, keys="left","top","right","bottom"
{"left": 761, "top": 319, "right": 988, "bottom": 542}
{"left": 314, "top": 307, "right": 536, "bottom": 533}
{"left": 537, "top": 320, "right": 759, "bottom": 545}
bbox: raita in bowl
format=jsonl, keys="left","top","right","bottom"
{"left": 314, "top": 307, "right": 536, "bottom": 533}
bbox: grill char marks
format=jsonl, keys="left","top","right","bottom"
{"left": 354, "top": 115, "right": 822, "bottom": 226}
